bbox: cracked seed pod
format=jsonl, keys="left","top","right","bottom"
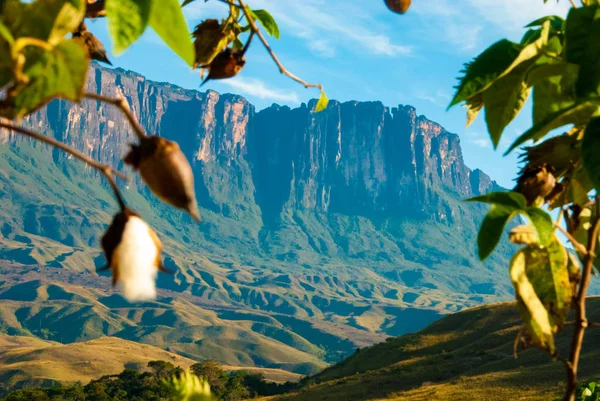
{"left": 73, "top": 23, "right": 111, "bottom": 65}
{"left": 384, "top": 0, "right": 411, "bottom": 14}
{"left": 514, "top": 163, "right": 557, "bottom": 206}
{"left": 193, "top": 19, "right": 234, "bottom": 68}
{"left": 125, "top": 135, "right": 200, "bottom": 221}
{"left": 101, "top": 209, "right": 164, "bottom": 302}
{"left": 200, "top": 48, "right": 246, "bottom": 87}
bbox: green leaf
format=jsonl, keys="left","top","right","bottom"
{"left": 106, "top": 0, "right": 151, "bottom": 55}
{"left": 477, "top": 205, "right": 520, "bottom": 260}
{"left": 529, "top": 62, "right": 578, "bottom": 125}
{"left": 506, "top": 101, "right": 600, "bottom": 154}
{"left": 0, "top": 20, "right": 14, "bottom": 45}
{"left": 565, "top": 5, "right": 600, "bottom": 98}
{"left": 582, "top": 117, "right": 600, "bottom": 191}
{"left": 149, "top": 0, "right": 195, "bottom": 66}
{"left": 467, "top": 191, "right": 527, "bottom": 209}
{"left": 0, "top": 40, "right": 88, "bottom": 118}
{"left": 482, "top": 61, "right": 532, "bottom": 148}
{"left": 524, "top": 207, "right": 553, "bottom": 246}
{"left": 248, "top": 9, "right": 280, "bottom": 39}
{"left": 510, "top": 250, "right": 555, "bottom": 353}
{"left": 449, "top": 39, "right": 520, "bottom": 107}
{"left": 315, "top": 91, "right": 328, "bottom": 112}
{"left": 1, "top": 0, "right": 83, "bottom": 42}
{"left": 525, "top": 15, "right": 564, "bottom": 29}
{"left": 520, "top": 28, "right": 541, "bottom": 46}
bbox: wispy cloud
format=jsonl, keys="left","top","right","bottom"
{"left": 414, "top": 89, "right": 451, "bottom": 107}
{"left": 412, "top": 0, "right": 570, "bottom": 52}
{"left": 470, "top": 138, "right": 492, "bottom": 149}
{"left": 219, "top": 77, "right": 301, "bottom": 103}
{"left": 247, "top": 0, "right": 412, "bottom": 58}
{"left": 466, "top": 132, "right": 492, "bottom": 149}
{"left": 466, "top": 0, "right": 571, "bottom": 35}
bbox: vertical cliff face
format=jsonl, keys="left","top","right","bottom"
{"left": 249, "top": 101, "right": 492, "bottom": 225}
{"left": 18, "top": 65, "right": 499, "bottom": 227}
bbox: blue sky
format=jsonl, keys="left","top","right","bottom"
{"left": 86, "top": 0, "right": 572, "bottom": 188}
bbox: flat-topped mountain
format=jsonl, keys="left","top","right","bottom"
{"left": 0, "top": 64, "right": 512, "bottom": 374}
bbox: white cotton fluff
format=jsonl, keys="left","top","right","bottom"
{"left": 112, "top": 216, "right": 159, "bottom": 302}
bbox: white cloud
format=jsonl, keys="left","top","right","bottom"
{"left": 414, "top": 89, "right": 451, "bottom": 107}
{"left": 245, "top": 0, "right": 412, "bottom": 57}
{"left": 219, "top": 77, "right": 301, "bottom": 103}
{"left": 412, "top": 0, "right": 571, "bottom": 52}
{"left": 470, "top": 138, "right": 492, "bottom": 149}
{"left": 466, "top": 0, "right": 571, "bottom": 35}
{"left": 466, "top": 131, "right": 492, "bottom": 148}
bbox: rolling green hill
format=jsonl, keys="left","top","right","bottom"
{"left": 258, "top": 299, "right": 600, "bottom": 401}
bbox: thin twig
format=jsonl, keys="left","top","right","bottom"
{"left": 0, "top": 120, "right": 127, "bottom": 211}
{"left": 84, "top": 92, "right": 146, "bottom": 139}
{"left": 565, "top": 321, "right": 600, "bottom": 328}
{"left": 554, "top": 223, "right": 588, "bottom": 256}
{"left": 569, "top": 0, "right": 577, "bottom": 7}
{"left": 563, "top": 196, "right": 600, "bottom": 401}
{"left": 215, "top": 0, "right": 242, "bottom": 8}
{"left": 237, "top": 0, "right": 323, "bottom": 91}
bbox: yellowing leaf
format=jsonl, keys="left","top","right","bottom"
{"left": 0, "top": 39, "right": 89, "bottom": 118}
{"left": 510, "top": 250, "right": 555, "bottom": 354}
{"left": 50, "top": 0, "right": 85, "bottom": 45}
{"left": 465, "top": 95, "right": 483, "bottom": 128}
{"left": 315, "top": 91, "right": 328, "bottom": 112}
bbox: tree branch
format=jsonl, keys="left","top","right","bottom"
{"left": 215, "top": 0, "right": 242, "bottom": 8}
{"left": 563, "top": 196, "right": 600, "bottom": 401}
{"left": 0, "top": 120, "right": 128, "bottom": 211}
{"left": 84, "top": 91, "right": 146, "bottom": 140}
{"left": 237, "top": 0, "right": 323, "bottom": 91}
{"left": 569, "top": 0, "right": 578, "bottom": 7}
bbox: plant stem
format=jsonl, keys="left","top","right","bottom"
{"left": 84, "top": 92, "right": 146, "bottom": 139}
{"left": 554, "top": 223, "right": 588, "bottom": 255}
{"left": 563, "top": 196, "right": 600, "bottom": 401}
{"left": 237, "top": 0, "right": 323, "bottom": 91}
{"left": 0, "top": 120, "right": 128, "bottom": 211}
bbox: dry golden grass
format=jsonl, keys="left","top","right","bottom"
{"left": 0, "top": 334, "right": 302, "bottom": 389}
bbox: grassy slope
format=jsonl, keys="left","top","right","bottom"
{"left": 258, "top": 298, "right": 600, "bottom": 401}
{"left": 0, "top": 334, "right": 301, "bottom": 391}
{"left": 0, "top": 265, "right": 328, "bottom": 376}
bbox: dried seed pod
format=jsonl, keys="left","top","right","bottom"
{"left": 514, "top": 163, "right": 557, "bottom": 206}
{"left": 101, "top": 209, "right": 165, "bottom": 302}
{"left": 200, "top": 48, "right": 246, "bottom": 87}
{"left": 384, "top": 0, "right": 411, "bottom": 14}
{"left": 509, "top": 225, "right": 538, "bottom": 245}
{"left": 73, "top": 23, "right": 112, "bottom": 65}
{"left": 125, "top": 135, "right": 200, "bottom": 221}
{"left": 193, "top": 19, "right": 234, "bottom": 68}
